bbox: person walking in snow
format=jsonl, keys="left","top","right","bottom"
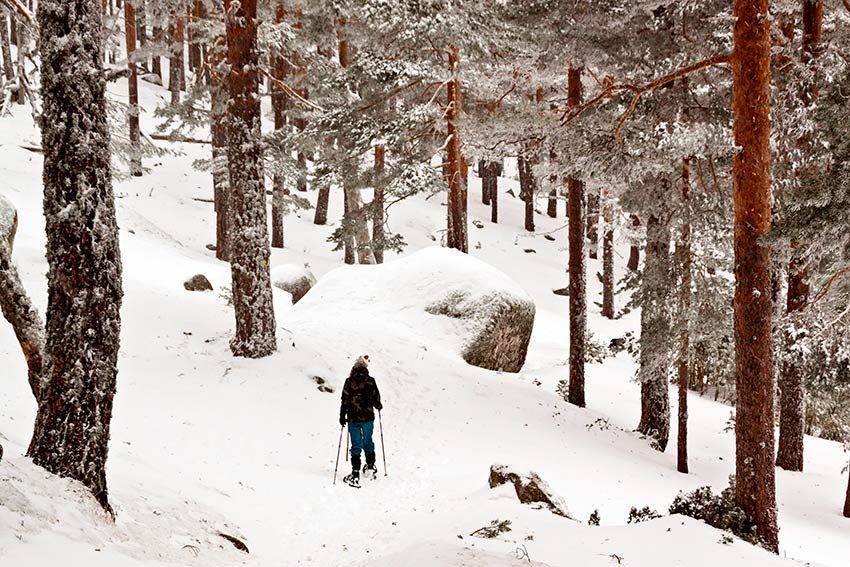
{"left": 339, "top": 355, "right": 382, "bottom": 487}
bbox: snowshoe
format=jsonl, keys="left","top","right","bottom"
{"left": 362, "top": 464, "right": 378, "bottom": 480}
{"left": 343, "top": 473, "right": 360, "bottom": 488}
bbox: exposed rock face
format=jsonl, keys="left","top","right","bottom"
{"left": 427, "top": 290, "right": 534, "bottom": 373}
{"left": 184, "top": 274, "right": 213, "bottom": 292}
{"left": 488, "top": 464, "right": 572, "bottom": 519}
{"left": 271, "top": 264, "right": 317, "bottom": 304}
{"left": 0, "top": 193, "right": 18, "bottom": 253}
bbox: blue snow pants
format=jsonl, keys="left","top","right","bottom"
{"left": 349, "top": 420, "right": 375, "bottom": 467}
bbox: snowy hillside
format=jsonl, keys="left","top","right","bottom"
{"left": 1, "top": 70, "right": 848, "bottom": 567}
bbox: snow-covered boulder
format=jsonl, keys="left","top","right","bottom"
{"left": 140, "top": 73, "right": 163, "bottom": 86}
{"left": 489, "top": 464, "right": 572, "bottom": 519}
{"left": 271, "top": 264, "right": 317, "bottom": 304}
{"left": 291, "top": 247, "right": 535, "bottom": 373}
{"left": 0, "top": 193, "right": 18, "bottom": 253}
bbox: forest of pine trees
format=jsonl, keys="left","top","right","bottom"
{"left": 0, "top": 0, "right": 850, "bottom": 556}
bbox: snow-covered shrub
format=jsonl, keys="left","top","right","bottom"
{"left": 668, "top": 478, "right": 764, "bottom": 548}
{"left": 626, "top": 506, "right": 661, "bottom": 524}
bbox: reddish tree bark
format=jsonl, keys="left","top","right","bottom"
{"left": 490, "top": 161, "right": 500, "bottom": 223}
{"left": 188, "top": 0, "right": 203, "bottom": 71}
{"left": 124, "top": 0, "right": 141, "bottom": 176}
{"left": 732, "top": 0, "right": 778, "bottom": 551}
{"left": 374, "top": 144, "right": 386, "bottom": 263}
{"left": 677, "top": 158, "right": 692, "bottom": 474}
{"left": 478, "top": 159, "right": 491, "bottom": 205}
{"left": 567, "top": 65, "right": 586, "bottom": 408}
{"left": 778, "top": 0, "right": 822, "bottom": 474}
{"left": 446, "top": 46, "right": 467, "bottom": 252}
{"left": 224, "top": 0, "right": 276, "bottom": 357}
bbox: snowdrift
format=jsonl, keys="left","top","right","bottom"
{"left": 290, "top": 246, "right": 535, "bottom": 374}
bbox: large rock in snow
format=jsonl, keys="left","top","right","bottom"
{"left": 489, "top": 464, "right": 572, "bottom": 519}
{"left": 292, "top": 247, "right": 534, "bottom": 373}
{"left": 271, "top": 264, "right": 317, "bottom": 304}
{"left": 0, "top": 193, "right": 18, "bottom": 253}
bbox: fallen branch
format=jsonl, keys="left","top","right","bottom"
{"left": 150, "top": 133, "right": 211, "bottom": 144}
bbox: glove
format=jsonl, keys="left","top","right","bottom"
{"left": 339, "top": 416, "right": 347, "bottom": 426}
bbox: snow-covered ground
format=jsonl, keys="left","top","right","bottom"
{"left": 1, "top": 72, "right": 848, "bottom": 567}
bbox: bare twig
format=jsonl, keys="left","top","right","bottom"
{"left": 150, "top": 133, "right": 210, "bottom": 144}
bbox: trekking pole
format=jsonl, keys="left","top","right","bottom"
{"left": 379, "top": 410, "right": 387, "bottom": 476}
{"left": 333, "top": 424, "right": 345, "bottom": 485}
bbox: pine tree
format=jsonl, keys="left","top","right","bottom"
{"left": 270, "top": 2, "right": 288, "bottom": 249}
{"left": 27, "top": 0, "right": 123, "bottom": 513}
{"left": 446, "top": 45, "right": 467, "bottom": 252}
{"left": 124, "top": 0, "right": 142, "bottom": 176}
{"left": 677, "top": 158, "right": 692, "bottom": 473}
{"left": 567, "top": 65, "right": 586, "bottom": 408}
{"left": 731, "top": 0, "right": 778, "bottom": 551}
{"left": 224, "top": 0, "right": 276, "bottom": 358}
{"left": 586, "top": 189, "right": 600, "bottom": 259}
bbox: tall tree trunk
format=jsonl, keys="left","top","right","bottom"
{"left": 373, "top": 144, "right": 385, "bottom": 263}
{"left": 210, "top": 32, "right": 230, "bottom": 262}
{"left": 778, "top": 0, "right": 822, "bottom": 474}
{"left": 314, "top": 188, "right": 330, "bottom": 225}
{"left": 270, "top": 3, "right": 288, "bottom": 249}
{"left": 586, "top": 188, "right": 600, "bottom": 259}
{"left": 677, "top": 158, "right": 692, "bottom": 473}
{"left": 15, "top": 19, "right": 26, "bottom": 104}
{"left": 343, "top": 189, "right": 356, "bottom": 265}
{"left": 124, "top": 0, "right": 142, "bottom": 176}
{"left": 490, "top": 160, "right": 500, "bottom": 223}
{"left": 338, "top": 29, "right": 375, "bottom": 264}
{"left": 637, "top": 209, "right": 671, "bottom": 452}
{"left": 731, "top": 0, "right": 778, "bottom": 551}
{"left": 28, "top": 0, "right": 123, "bottom": 513}
{"left": 9, "top": 8, "right": 16, "bottom": 46}
{"left": 567, "top": 65, "right": 586, "bottom": 408}
{"left": 627, "top": 214, "right": 641, "bottom": 271}
{"left": 446, "top": 46, "right": 467, "bottom": 252}
{"left": 0, "top": 11, "right": 14, "bottom": 84}
{"left": 188, "top": 0, "right": 202, "bottom": 71}
{"left": 518, "top": 154, "right": 536, "bottom": 232}
{"left": 135, "top": 0, "right": 147, "bottom": 72}
{"left": 168, "top": 14, "right": 182, "bottom": 106}
{"left": 224, "top": 0, "right": 276, "bottom": 358}
{"left": 151, "top": 24, "right": 162, "bottom": 78}
{"left": 601, "top": 194, "right": 614, "bottom": 319}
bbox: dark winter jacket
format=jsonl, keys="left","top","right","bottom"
{"left": 340, "top": 364, "right": 382, "bottom": 424}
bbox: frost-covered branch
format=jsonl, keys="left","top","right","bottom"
{"left": 1, "top": 0, "right": 36, "bottom": 32}
{"left": 0, "top": 243, "right": 44, "bottom": 403}
{"left": 561, "top": 54, "right": 732, "bottom": 142}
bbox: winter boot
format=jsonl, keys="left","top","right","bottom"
{"left": 343, "top": 470, "right": 360, "bottom": 488}
{"left": 363, "top": 453, "right": 378, "bottom": 479}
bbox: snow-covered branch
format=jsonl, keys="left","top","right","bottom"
{"left": 1, "top": 0, "right": 36, "bottom": 32}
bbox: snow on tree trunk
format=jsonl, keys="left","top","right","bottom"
{"left": 637, "top": 209, "right": 671, "bottom": 452}
{"left": 601, "top": 195, "right": 614, "bottom": 319}
{"left": 566, "top": 65, "right": 586, "bottom": 408}
{"left": 478, "top": 159, "right": 491, "bottom": 206}
{"left": 778, "top": 0, "right": 822, "bottom": 474}
{"left": 374, "top": 144, "right": 385, "bottom": 264}
{"left": 124, "top": 0, "right": 142, "bottom": 177}
{"left": 224, "top": 0, "right": 276, "bottom": 358}
{"left": 586, "top": 188, "right": 600, "bottom": 259}
{"left": 0, "top": 240, "right": 44, "bottom": 402}
{"left": 270, "top": 3, "right": 289, "bottom": 250}
{"left": 445, "top": 46, "right": 467, "bottom": 253}
{"left": 677, "top": 158, "right": 692, "bottom": 474}
{"left": 627, "top": 214, "right": 641, "bottom": 271}
{"left": 518, "top": 154, "right": 535, "bottom": 232}
{"left": 27, "top": 0, "right": 124, "bottom": 513}
{"left": 0, "top": 11, "right": 14, "bottom": 84}
{"left": 135, "top": 0, "right": 147, "bottom": 72}
{"left": 210, "top": 32, "right": 230, "bottom": 263}
{"left": 731, "top": 0, "right": 778, "bottom": 551}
